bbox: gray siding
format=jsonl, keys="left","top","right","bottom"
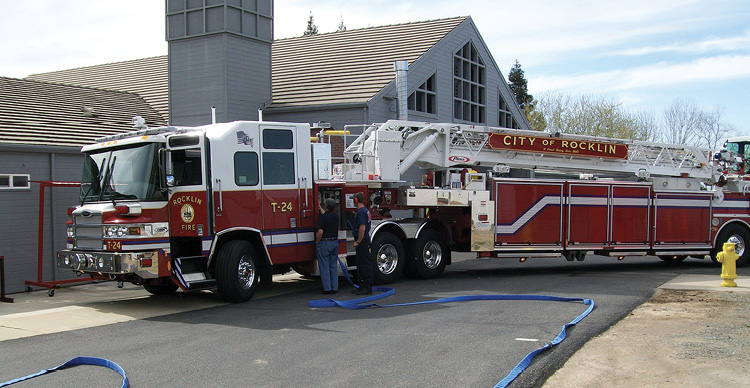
{"left": 225, "top": 34, "right": 272, "bottom": 122}
{"left": 169, "top": 35, "right": 228, "bottom": 126}
{"left": 169, "top": 34, "right": 272, "bottom": 126}
{"left": 0, "top": 146, "right": 83, "bottom": 294}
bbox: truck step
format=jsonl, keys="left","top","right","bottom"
{"left": 172, "top": 256, "right": 215, "bottom": 291}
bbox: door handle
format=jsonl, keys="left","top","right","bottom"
{"left": 215, "top": 178, "right": 223, "bottom": 212}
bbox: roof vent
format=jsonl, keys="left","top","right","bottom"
{"left": 81, "top": 106, "right": 97, "bottom": 117}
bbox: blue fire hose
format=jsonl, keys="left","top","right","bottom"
{"left": 0, "top": 356, "right": 128, "bottom": 388}
{"left": 310, "top": 259, "right": 595, "bottom": 387}
{"left": 2, "top": 261, "right": 594, "bottom": 388}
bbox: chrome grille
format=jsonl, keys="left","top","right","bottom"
{"left": 73, "top": 214, "right": 103, "bottom": 250}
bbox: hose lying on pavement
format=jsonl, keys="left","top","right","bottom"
{"left": 309, "top": 259, "right": 596, "bottom": 388}
{"left": 0, "top": 356, "right": 128, "bottom": 388}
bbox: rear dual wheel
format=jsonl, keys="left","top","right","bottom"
{"left": 407, "top": 230, "right": 448, "bottom": 279}
{"left": 372, "top": 232, "right": 405, "bottom": 284}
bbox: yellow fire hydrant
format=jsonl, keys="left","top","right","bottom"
{"left": 716, "top": 242, "right": 739, "bottom": 287}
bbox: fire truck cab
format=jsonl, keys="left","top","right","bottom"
{"left": 59, "top": 121, "right": 323, "bottom": 302}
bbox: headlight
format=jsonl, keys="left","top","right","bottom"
{"left": 67, "top": 226, "right": 74, "bottom": 238}
{"left": 98, "top": 257, "right": 105, "bottom": 268}
{"left": 102, "top": 225, "right": 141, "bottom": 238}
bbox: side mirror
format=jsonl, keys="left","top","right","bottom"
{"left": 166, "top": 175, "right": 175, "bottom": 187}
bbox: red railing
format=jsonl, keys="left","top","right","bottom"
{"left": 24, "top": 181, "right": 92, "bottom": 295}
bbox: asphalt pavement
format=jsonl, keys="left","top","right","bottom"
{"left": 1, "top": 254, "right": 746, "bottom": 388}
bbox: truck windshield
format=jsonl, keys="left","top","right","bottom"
{"left": 80, "top": 143, "right": 165, "bottom": 203}
{"left": 726, "top": 141, "right": 750, "bottom": 174}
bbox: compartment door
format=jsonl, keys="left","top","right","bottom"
{"left": 567, "top": 183, "right": 609, "bottom": 248}
{"left": 494, "top": 180, "right": 563, "bottom": 246}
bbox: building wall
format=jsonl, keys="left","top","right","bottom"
{"left": 169, "top": 35, "right": 272, "bottom": 126}
{"left": 166, "top": 0, "right": 273, "bottom": 126}
{"left": 368, "top": 19, "right": 528, "bottom": 129}
{"left": 0, "top": 145, "right": 83, "bottom": 294}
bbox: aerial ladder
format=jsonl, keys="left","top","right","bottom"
{"left": 338, "top": 120, "right": 720, "bottom": 188}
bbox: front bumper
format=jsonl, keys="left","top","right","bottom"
{"left": 56, "top": 250, "right": 159, "bottom": 279}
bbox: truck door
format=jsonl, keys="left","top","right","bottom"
{"left": 259, "top": 125, "right": 306, "bottom": 263}
{"left": 166, "top": 133, "right": 211, "bottom": 252}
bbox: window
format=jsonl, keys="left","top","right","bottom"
{"left": 408, "top": 74, "right": 437, "bottom": 114}
{"left": 234, "top": 152, "right": 259, "bottom": 186}
{"left": 262, "top": 128, "right": 295, "bottom": 185}
{"left": 262, "top": 152, "right": 295, "bottom": 185}
{"left": 263, "top": 128, "right": 293, "bottom": 149}
{"left": 498, "top": 93, "right": 520, "bottom": 129}
{"left": 0, "top": 174, "right": 30, "bottom": 190}
{"left": 170, "top": 148, "right": 203, "bottom": 186}
{"left": 453, "top": 42, "right": 486, "bottom": 124}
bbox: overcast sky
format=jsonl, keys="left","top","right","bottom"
{"left": 1, "top": 0, "right": 748, "bottom": 134}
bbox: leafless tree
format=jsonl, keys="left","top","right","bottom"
{"left": 697, "top": 107, "right": 735, "bottom": 150}
{"left": 662, "top": 100, "right": 703, "bottom": 146}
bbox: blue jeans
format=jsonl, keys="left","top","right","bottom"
{"left": 316, "top": 240, "right": 339, "bottom": 291}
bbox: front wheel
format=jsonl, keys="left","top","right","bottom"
{"left": 371, "top": 232, "right": 405, "bottom": 284}
{"left": 407, "top": 230, "right": 448, "bottom": 279}
{"left": 712, "top": 225, "right": 750, "bottom": 267}
{"left": 216, "top": 240, "right": 260, "bottom": 302}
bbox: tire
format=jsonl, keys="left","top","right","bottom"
{"left": 658, "top": 255, "right": 687, "bottom": 264}
{"left": 143, "top": 281, "right": 179, "bottom": 295}
{"left": 371, "top": 232, "right": 405, "bottom": 284}
{"left": 407, "top": 229, "right": 448, "bottom": 279}
{"left": 215, "top": 240, "right": 260, "bottom": 302}
{"left": 712, "top": 224, "right": 750, "bottom": 267}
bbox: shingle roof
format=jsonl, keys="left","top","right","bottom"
{"left": 27, "top": 56, "right": 169, "bottom": 122}
{"left": 271, "top": 16, "right": 467, "bottom": 107}
{"left": 25, "top": 17, "right": 467, "bottom": 115}
{"left": 0, "top": 77, "right": 167, "bottom": 147}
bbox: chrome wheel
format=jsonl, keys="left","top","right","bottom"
{"left": 728, "top": 235, "right": 745, "bottom": 256}
{"left": 421, "top": 241, "right": 443, "bottom": 269}
{"left": 377, "top": 244, "right": 399, "bottom": 275}
{"left": 238, "top": 254, "right": 256, "bottom": 290}
{"left": 407, "top": 229, "right": 448, "bottom": 279}
{"left": 712, "top": 225, "right": 750, "bottom": 268}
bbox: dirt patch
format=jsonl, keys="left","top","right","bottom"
{"left": 542, "top": 290, "right": 750, "bottom": 387}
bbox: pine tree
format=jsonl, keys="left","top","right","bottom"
{"left": 304, "top": 12, "right": 319, "bottom": 36}
{"left": 508, "top": 60, "right": 533, "bottom": 111}
{"left": 337, "top": 16, "right": 347, "bottom": 32}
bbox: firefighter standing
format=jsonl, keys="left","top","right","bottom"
{"left": 352, "top": 192, "right": 373, "bottom": 295}
{"left": 316, "top": 198, "right": 339, "bottom": 294}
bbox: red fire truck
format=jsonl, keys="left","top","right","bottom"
{"left": 57, "top": 119, "right": 750, "bottom": 302}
